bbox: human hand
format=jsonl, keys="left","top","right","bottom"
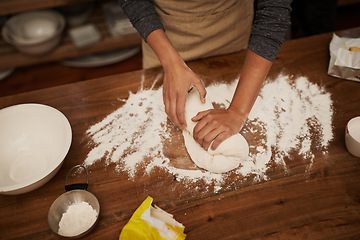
{"left": 191, "top": 107, "right": 246, "bottom": 151}
{"left": 163, "top": 63, "right": 206, "bottom": 130}
{"left": 145, "top": 29, "right": 206, "bottom": 130}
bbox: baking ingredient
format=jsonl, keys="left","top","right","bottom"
{"left": 349, "top": 46, "right": 360, "bottom": 52}
{"left": 120, "top": 196, "right": 186, "bottom": 240}
{"left": 237, "top": 75, "right": 333, "bottom": 177}
{"left": 328, "top": 34, "right": 360, "bottom": 82}
{"left": 183, "top": 88, "right": 249, "bottom": 173}
{"left": 58, "top": 201, "right": 98, "bottom": 237}
{"left": 83, "top": 74, "right": 333, "bottom": 189}
{"left": 84, "top": 77, "right": 169, "bottom": 178}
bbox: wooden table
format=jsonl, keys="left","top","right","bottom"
{"left": 1, "top": 27, "right": 360, "bottom": 240}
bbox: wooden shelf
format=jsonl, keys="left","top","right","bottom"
{"left": 338, "top": 0, "right": 360, "bottom": 6}
{"left": 0, "top": 2, "right": 142, "bottom": 70}
{"left": 0, "top": 33, "right": 141, "bottom": 70}
{"left": 0, "top": 0, "right": 93, "bottom": 16}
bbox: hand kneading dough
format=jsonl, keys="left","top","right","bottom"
{"left": 182, "top": 88, "right": 249, "bottom": 173}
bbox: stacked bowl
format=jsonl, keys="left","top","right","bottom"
{"left": 2, "top": 10, "right": 65, "bottom": 55}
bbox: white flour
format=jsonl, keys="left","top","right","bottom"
{"left": 83, "top": 74, "right": 333, "bottom": 189}
{"left": 58, "top": 201, "right": 98, "bottom": 237}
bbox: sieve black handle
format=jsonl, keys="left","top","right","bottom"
{"left": 65, "top": 164, "right": 89, "bottom": 192}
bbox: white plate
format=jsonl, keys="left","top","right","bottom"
{"left": 61, "top": 46, "right": 140, "bottom": 68}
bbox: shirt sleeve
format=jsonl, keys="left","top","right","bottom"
{"left": 118, "top": 0, "right": 164, "bottom": 41}
{"left": 249, "top": 0, "right": 293, "bottom": 62}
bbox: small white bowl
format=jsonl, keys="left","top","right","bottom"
{"left": 20, "top": 16, "right": 58, "bottom": 40}
{"left": 345, "top": 116, "right": 360, "bottom": 158}
{"left": 0, "top": 104, "right": 72, "bottom": 195}
{"left": 2, "top": 10, "right": 65, "bottom": 55}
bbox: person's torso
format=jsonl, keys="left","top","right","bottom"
{"left": 142, "top": 0, "right": 254, "bottom": 69}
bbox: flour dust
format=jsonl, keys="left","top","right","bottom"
{"left": 83, "top": 74, "right": 333, "bottom": 190}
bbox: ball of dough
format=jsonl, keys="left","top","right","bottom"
{"left": 182, "top": 88, "right": 249, "bottom": 173}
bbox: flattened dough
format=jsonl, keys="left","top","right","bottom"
{"left": 182, "top": 88, "right": 249, "bottom": 173}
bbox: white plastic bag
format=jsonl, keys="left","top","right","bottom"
{"left": 328, "top": 34, "right": 360, "bottom": 82}
{"left": 119, "top": 196, "right": 186, "bottom": 240}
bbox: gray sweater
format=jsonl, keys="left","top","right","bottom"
{"left": 119, "top": 0, "right": 292, "bottom": 62}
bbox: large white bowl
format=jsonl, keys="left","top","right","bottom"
{"left": 0, "top": 104, "right": 72, "bottom": 195}
{"left": 2, "top": 10, "right": 65, "bottom": 55}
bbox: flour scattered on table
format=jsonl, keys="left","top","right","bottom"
{"left": 84, "top": 74, "right": 333, "bottom": 189}
{"left": 84, "top": 78, "right": 169, "bottom": 179}
{"left": 238, "top": 75, "right": 333, "bottom": 178}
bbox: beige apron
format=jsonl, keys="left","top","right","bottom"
{"left": 142, "top": 0, "right": 254, "bottom": 69}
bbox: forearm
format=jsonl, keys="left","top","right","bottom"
{"left": 234, "top": 0, "right": 291, "bottom": 118}
{"left": 146, "top": 29, "right": 186, "bottom": 70}
{"left": 147, "top": 29, "right": 206, "bottom": 129}
{"left": 229, "top": 49, "right": 272, "bottom": 120}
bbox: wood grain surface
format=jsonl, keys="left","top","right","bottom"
{"left": 0, "top": 28, "right": 359, "bottom": 240}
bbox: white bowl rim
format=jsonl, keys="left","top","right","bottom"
{"left": 0, "top": 103, "right": 72, "bottom": 193}
{"left": 1, "top": 10, "right": 65, "bottom": 46}
{"left": 347, "top": 116, "right": 360, "bottom": 142}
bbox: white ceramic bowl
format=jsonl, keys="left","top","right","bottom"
{"left": 345, "top": 116, "right": 360, "bottom": 158}
{"left": 0, "top": 104, "right": 72, "bottom": 195}
{"left": 2, "top": 10, "right": 65, "bottom": 55}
